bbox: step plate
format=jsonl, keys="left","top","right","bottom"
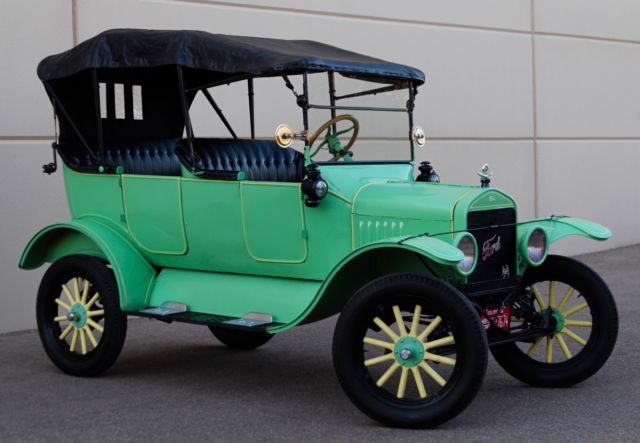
{"left": 130, "top": 310, "right": 282, "bottom": 331}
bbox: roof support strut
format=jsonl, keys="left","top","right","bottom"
{"left": 42, "top": 81, "right": 98, "bottom": 162}
{"left": 177, "top": 66, "right": 196, "bottom": 171}
{"left": 302, "top": 72, "right": 309, "bottom": 133}
{"left": 248, "top": 79, "right": 255, "bottom": 140}
{"left": 202, "top": 89, "right": 238, "bottom": 139}
{"left": 408, "top": 84, "right": 415, "bottom": 160}
{"left": 328, "top": 72, "right": 337, "bottom": 134}
{"left": 91, "top": 69, "right": 105, "bottom": 163}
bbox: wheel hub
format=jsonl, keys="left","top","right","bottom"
{"left": 549, "top": 308, "right": 565, "bottom": 334}
{"left": 68, "top": 303, "right": 88, "bottom": 329}
{"left": 394, "top": 336, "right": 424, "bottom": 368}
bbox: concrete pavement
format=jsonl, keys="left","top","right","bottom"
{"left": 1, "top": 245, "right": 639, "bottom": 442}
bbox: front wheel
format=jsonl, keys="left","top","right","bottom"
{"left": 36, "top": 255, "right": 127, "bottom": 376}
{"left": 333, "top": 274, "right": 488, "bottom": 428}
{"left": 491, "top": 255, "right": 618, "bottom": 387}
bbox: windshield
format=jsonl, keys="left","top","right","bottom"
{"left": 307, "top": 74, "right": 413, "bottom": 163}
{"left": 188, "top": 73, "right": 414, "bottom": 163}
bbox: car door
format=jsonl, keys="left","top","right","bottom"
{"left": 240, "top": 181, "right": 308, "bottom": 263}
{"left": 121, "top": 175, "right": 188, "bottom": 255}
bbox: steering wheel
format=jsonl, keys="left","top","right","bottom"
{"left": 308, "top": 114, "right": 360, "bottom": 161}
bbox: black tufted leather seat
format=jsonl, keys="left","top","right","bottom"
{"left": 61, "top": 139, "right": 181, "bottom": 176}
{"left": 177, "top": 138, "right": 305, "bottom": 182}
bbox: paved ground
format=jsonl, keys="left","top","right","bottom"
{"left": 1, "top": 245, "right": 639, "bottom": 442}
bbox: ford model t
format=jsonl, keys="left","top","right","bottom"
{"left": 21, "top": 29, "right": 618, "bottom": 428}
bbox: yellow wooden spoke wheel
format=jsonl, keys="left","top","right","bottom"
{"left": 363, "top": 306, "right": 456, "bottom": 400}
{"left": 36, "top": 255, "right": 127, "bottom": 376}
{"left": 54, "top": 277, "right": 105, "bottom": 355}
{"left": 491, "top": 255, "right": 618, "bottom": 387}
{"left": 522, "top": 280, "right": 592, "bottom": 363}
{"left": 332, "top": 274, "right": 487, "bottom": 428}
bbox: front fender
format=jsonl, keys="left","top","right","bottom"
{"left": 394, "top": 235, "right": 465, "bottom": 265}
{"left": 270, "top": 236, "right": 463, "bottom": 332}
{"left": 19, "top": 218, "right": 156, "bottom": 311}
{"left": 537, "top": 217, "right": 612, "bottom": 243}
{"left": 516, "top": 217, "right": 611, "bottom": 271}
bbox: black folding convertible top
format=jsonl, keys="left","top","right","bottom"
{"left": 39, "top": 29, "right": 424, "bottom": 172}
{"left": 37, "top": 28, "right": 425, "bottom": 85}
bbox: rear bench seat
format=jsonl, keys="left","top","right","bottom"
{"left": 59, "top": 139, "right": 181, "bottom": 176}
{"left": 59, "top": 137, "right": 305, "bottom": 183}
{"left": 176, "top": 138, "right": 305, "bottom": 183}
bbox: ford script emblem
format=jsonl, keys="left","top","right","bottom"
{"left": 482, "top": 234, "right": 501, "bottom": 261}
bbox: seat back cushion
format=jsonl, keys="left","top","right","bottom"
{"left": 178, "top": 138, "right": 305, "bottom": 182}
{"left": 60, "top": 138, "right": 181, "bottom": 176}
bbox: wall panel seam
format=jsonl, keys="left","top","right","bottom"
{"left": 171, "top": 0, "right": 640, "bottom": 46}
{"left": 4, "top": 136, "right": 640, "bottom": 142}
{"left": 173, "top": 0, "right": 534, "bottom": 34}
{"left": 537, "top": 137, "right": 640, "bottom": 141}
{"left": 0, "top": 136, "right": 55, "bottom": 141}
{"left": 535, "top": 31, "right": 640, "bottom": 47}
{"left": 531, "top": 0, "right": 539, "bottom": 218}
{"left": 72, "top": 0, "right": 78, "bottom": 46}
{"left": 428, "top": 137, "right": 640, "bottom": 141}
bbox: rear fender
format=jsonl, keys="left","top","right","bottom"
{"left": 19, "top": 218, "right": 156, "bottom": 311}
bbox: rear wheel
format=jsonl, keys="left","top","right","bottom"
{"left": 491, "top": 255, "right": 618, "bottom": 387}
{"left": 333, "top": 273, "right": 488, "bottom": 428}
{"left": 208, "top": 327, "right": 273, "bottom": 350}
{"left": 36, "top": 255, "right": 127, "bottom": 376}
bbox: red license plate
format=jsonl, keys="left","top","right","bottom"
{"left": 481, "top": 305, "right": 511, "bottom": 331}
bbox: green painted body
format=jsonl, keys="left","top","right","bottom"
{"left": 20, "top": 160, "right": 611, "bottom": 332}
{"left": 20, "top": 217, "right": 157, "bottom": 311}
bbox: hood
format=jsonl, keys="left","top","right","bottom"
{"left": 350, "top": 181, "right": 517, "bottom": 248}
{"left": 353, "top": 182, "right": 480, "bottom": 222}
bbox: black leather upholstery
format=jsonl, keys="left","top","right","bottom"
{"left": 60, "top": 137, "right": 305, "bottom": 182}
{"left": 61, "top": 138, "right": 181, "bottom": 176}
{"left": 178, "top": 138, "right": 305, "bottom": 182}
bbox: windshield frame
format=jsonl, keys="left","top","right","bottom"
{"left": 183, "top": 70, "right": 419, "bottom": 170}
{"left": 302, "top": 72, "right": 417, "bottom": 165}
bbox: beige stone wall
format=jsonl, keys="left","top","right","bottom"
{"left": 1, "top": 0, "right": 638, "bottom": 332}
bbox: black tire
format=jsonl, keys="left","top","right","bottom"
{"left": 333, "top": 273, "right": 488, "bottom": 428}
{"left": 208, "top": 326, "right": 273, "bottom": 350}
{"left": 36, "top": 255, "right": 127, "bottom": 376}
{"left": 491, "top": 255, "right": 618, "bottom": 387}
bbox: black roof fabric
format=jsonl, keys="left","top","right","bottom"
{"left": 37, "top": 29, "right": 425, "bottom": 84}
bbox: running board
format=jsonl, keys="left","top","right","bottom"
{"left": 130, "top": 309, "right": 282, "bottom": 331}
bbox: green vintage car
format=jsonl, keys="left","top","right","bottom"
{"left": 22, "top": 29, "right": 618, "bottom": 428}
